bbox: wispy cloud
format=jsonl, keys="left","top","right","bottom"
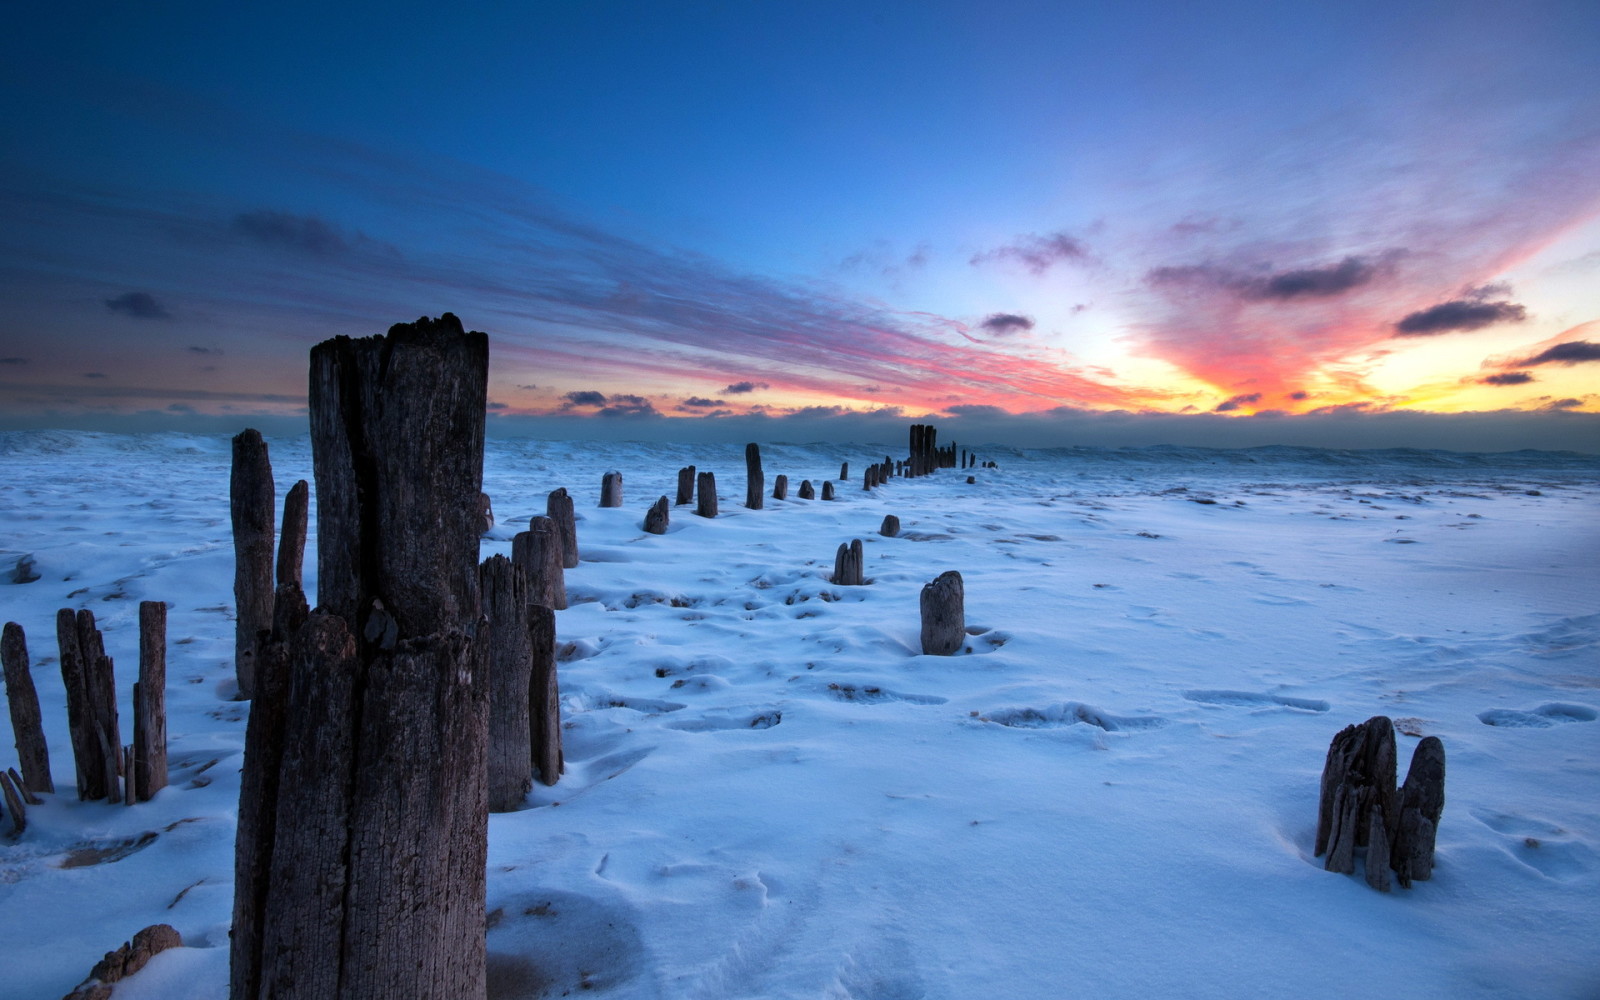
{"left": 971, "top": 232, "right": 1090, "bottom": 275}
{"left": 231, "top": 210, "right": 349, "bottom": 255}
{"left": 560, "top": 390, "right": 608, "bottom": 409}
{"left": 105, "top": 291, "right": 171, "bottom": 319}
{"left": 1511, "top": 340, "right": 1600, "bottom": 366}
{"left": 1214, "top": 392, "right": 1263, "bottom": 412}
{"left": 1395, "top": 295, "right": 1527, "bottom": 337}
{"left": 978, "top": 313, "right": 1034, "bottom": 337}
{"left": 1480, "top": 371, "right": 1535, "bottom": 385}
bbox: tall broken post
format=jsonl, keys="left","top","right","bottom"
{"left": 57, "top": 609, "right": 121, "bottom": 801}
{"left": 275, "top": 481, "right": 309, "bottom": 590}
{"left": 821, "top": 481, "right": 836, "bottom": 501}
{"left": 1393, "top": 737, "right": 1446, "bottom": 888}
{"left": 231, "top": 314, "right": 490, "bottom": 1000}
{"left": 528, "top": 605, "right": 562, "bottom": 787}
{"left": 514, "top": 517, "right": 568, "bottom": 611}
{"left": 798, "top": 480, "right": 815, "bottom": 500}
{"left": 696, "top": 471, "right": 718, "bottom": 518}
{"left": 547, "top": 488, "right": 579, "bottom": 568}
{"left": 1315, "top": 716, "right": 1398, "bottom": 877}
{"left": 600, "top": 471, "right": 623, "bottom": 508}
{"left": 131, "top": 601, "right": 167, "bottom": 802}
{"left": 745, "top": 443, "right": 764, "bottom": 510}
{"left": 2, "top": 622, "right": 52, "bottom": 795}
{"left": 676, "top": 466, "right": 696, "bottom": 506}
{"left": 480, "top": 555, "right": 532, "bottom": 812}
{"left": 920, "top": 570, "right": 965, "bottom": 655}
{"left": 772, "top": 475, "right": 788, "bottom": 501}
{"left": 839, "top": 461, "right": 849, "bottom": 482}
{"left": 231, "top": 429, "right": 275, "bottom": 700}
{"left": 832, "top": 539, "right": 865, "bottom": 586}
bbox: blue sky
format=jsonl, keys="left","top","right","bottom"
{"left": 2, "top": 0, "right": 1597, "bottom": 449}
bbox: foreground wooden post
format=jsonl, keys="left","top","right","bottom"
{"left": 131, "top": 601, "right": 168, "bottom": 802}
{"left": 676, "top": 465, "right": 696, "bottom": 506}
{"left": 920, "top": 571, "right": 964, "bottom": 655}
{"left": 1393, "top": 737, "right": 1445, "bottom": 887}
{"left": 231, "top": 429, "right": 275, "bottom": 700}
{"left": 822, "top": 481, "right": 836, "bottom": 501}
{"left": 600, "top": 471, "right": 623, "bottom": 508}
{"left": 547, "top": 488, "right": 579, "bottom": 567}
{"left": 480, "top": 556, "right": 532, "bottom": 812}
{"left": 1315, "top": 716, "right": 1398, "bottom": 878}
{"left": 773, "top": 474, "right": 789, "bottom": 500}
{"left": 231, "top": 314, "right": 490, "bottom": 1000}
{"left": 745, "top": 443, "right": 764, "bottom": 510}
{"left": 529, "top": 605, "right": 562, "bottom": 787}
{"left": 798, "top": 480, "right": 815, "bottom": 500}
{"left": 276, "top": 481, "right": 309, "bottom": 589}
{"left": 57, "top": 609, "right": 121, "bottom": 801}
{"left": 880, "top": 515, "right": 900, "bottom": 538}
{"left": 696, "top": 471, "right": 718, "bottom": 518}
{"left": 514, "top": 517, "right": 567, "bottom": 611}
{"left": 832, "top": 539, "right": 865, "bottom": 586}
{"left": 1, "top": 622, "right": 52, "bottom": 794}
{"left": 644, "top": 496, "right": 670, "bottom": 535}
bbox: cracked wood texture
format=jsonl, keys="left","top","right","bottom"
{"left": 231, "top": 429, "right": 275, "bottom": 700}
{"left": 2, "top": 622, "right": 53, "bottom": 794}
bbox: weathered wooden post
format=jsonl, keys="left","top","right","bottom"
{"left": 1315, "top": 716, "right": 1398, "bottom": 881}
{"left": 0, "top": 768, "right": 25, "bottom": 833}
{"left": 231, "top": 313, "right": 490, "bottom": 1000}
{"left": 57, "top": 609, "right": 121, "bottom": 801}
{"left": 276, "top": 481, "right": 309, "bottom": 589}
{"left": 839, "top": 461, "right": 849, "bottom": 481}
{"left": 920, "top": 571, "right": 965, "bottom": 655}
{"left": 676, "top": 465, "right": 696, "bottom": 506}
{"left": 644, "top": 496, "right": 670, "bottom": 534}
{"left": 130, "top": 601, "right": 168, "bottom": 802}
{"left": 480, "top": 556, "right": 533, "bottom": 812}
{"left": 745, "top": 443, "right": 764, "bottom": 510}
{"left": 231, "top": 429, "right": 275, "bottom": 700}
{"left": 514, "top": 517, "right": 568, "bottom": 611}
{"left": 529, "top": 605, "right": 562, "bottom": 787}
{"left": 772, "top": 474, "right": 789, "bottom": 500}
{"left": 880, "top": 515, "right": 900, "bottom": 538}
{"left": 547, "top": 488, "right": 579, "bottom": 568}
{"left": 798, "top": 480, "right": 815, "bottom": 500}
{"left": 2, "top": 622, "right": 52, "bottom": 794}
{"left": 832, "top": 539, "right": 865, "bottom": 586}
{"left": 822, "top": 481, "right": 836, "bottom": 501}
{"left": 696, "top": 471, "right": 718, "bottom": 518}
{"left": 600, "top": 471, "right": 623, "bottom": 508}
{"left": 1393, "top": 737, "right": 1445, "bottom": 888}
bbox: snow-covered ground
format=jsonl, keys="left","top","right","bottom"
{"left": 2, "top": 431, "right": 1597, "bottom": 999}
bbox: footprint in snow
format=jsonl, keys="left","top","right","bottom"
{"left": 980, "top": 701, "right": 1166, "bottom": 732}
{"left": 821, "top": 682, "right": 948, "bottom": 705}
{"left": 666, "top": 708, "right": 784, "bottom": 732}
{"left": 1477, "top": 702, "right": 1596, "bottom": 728}
{"left": 1471, "top": 810, "right": 1599, "bottom": 882}
{"left": 1182, "top": 690, "right": 1330, "bottom": 713}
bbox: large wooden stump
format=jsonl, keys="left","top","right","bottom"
{"left": 919, "top": 571, "right": 964, "bottom": 655}
{"left": 231, "top": 429, "right": 275, "bottom": 700}
{"left": 57, "top": 608, "right": 121, "bottom": 801}
{"left": 600, "top": 471, "right": 623, "bottom": 508}
{"left": 131, "top": 601, "right": 168, "bottom": 802}
{"left": 231, "top": 314, "right": 490, "bottom": 1000}
{"left": 480, "top": 556, "right": 533, "bottom": 812}
{"left": 745, "top": 443, "right": 764, "bottom": 510}
{"left": 880, "top": 515, "right": 900, "bottom": 538}
{"left": 547, "top": 488, "right": 579, "bottom": 568}
{"left": 514, "top": 517, "right": 568, "bottom": 611}
{"left": 696, "top": 471, "right": 718, "bottom": 518}
{"left": 1393, "top": 737, "right": 1445, "bottom": 887}
{"left": 676, "top": 465, "right": 696, "bottom": 506}
{"left": 798, "top": 480, "right": 815, "bottom": 500}
{"left": 773, "top": 474, "right": 788, "bottom": 500}
{"left": 2, "top": 622, "right": 53, "bottom": 794}
{"left": 275, "top": 480, "right": 309, "bottom": 589}
{"left": 644, "top": 496, "right": 670, "bottom": 535}
{"left": 529, "top": 605, "right": 562, "bottom": 787}
{"left": 832, "top": 539, "right": 865, "bottom": 586}
{"left": 1315, "top": 716, "right": 1398, "bottom": 877}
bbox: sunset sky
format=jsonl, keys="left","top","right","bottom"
{"left": 2, "top": 1, "right": 1597, "bottom": 450}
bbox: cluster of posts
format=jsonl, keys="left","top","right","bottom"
{"left": 1315, "top": 716, "right": 1445, "bottom": 892}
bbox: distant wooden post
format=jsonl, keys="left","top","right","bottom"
{"left": 880, "top": 515, "right": 900, "bottom": 538}
{"left": 131, "top": 601, "right": 167, "bottom": 802}
{"left": 644, "top": 496, "right": 670, "bottom": 535}
{"left": 231, "top": 428, "right": 275, "bottom": 700}
{"left": 920, "top": 571, "right": 964, "bottom": 655}
{"left": 547, "top": 488, "right": 579, "bottom": 567}
{"left": 822, "top": 481, "right": 836, "bottom": 501}
{"left": 529, "top": 606, "right": 562, "bottom": 787}
{"left": 480, "top": 556, "right": 533, "bottom": 812}
{"left": 600, "top": 471, "right": 623, "bottom": 508}
{"left": 832, "top": 539, "right": 865, "bottom": 586}
{"left": 676, "top": 466, "right": 696, "bottom": 506}
{"left": 696, "top": 471, "right": 718, "bottom": 518}
{"left": 839, "top": 462, "right": 849, "bottom": 482}
{"left": 1315, "top": 716, "right": 1398, "bottom": 878}
{"left": 745, "top": 443, "right": 764, "bottom": 510}
{"left": 231, "top": 313, "right": 490, "bottom": 1000}
{"left": 514, "top": 517, "right": 568, "bottom": 611}
{"left": 1393, "top": 737, "right": 1445, "bottom": 887}
{"left": 276, "top": 481, "right": 309, "bottom": 590}
{"left": 798, "top": 480, "right": 815, "bottom": 500}
{"left": 772, "top": 474, "right": 789, "bottom": 500}
{"left": 2, "top": 622, "right": 52, "bottom": 795}
{"left": 57, "top": 609, "right": 121, "bottom": 801}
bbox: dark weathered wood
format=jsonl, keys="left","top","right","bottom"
{"left": 676, "top": 465, "right": 696, "bottom": 506}
{"left": 2, "top": 622, "right": 53, "bottom": 794}
{"left": 513, "top": 517, "right": 567, "bottom": 611}
{"left": 58, "top": 609, "right": 121, "bottom": 802}
{"left": 967, "top": 475, "right": 976, "bottom": 484}
{"left": 235, "top": 313, "right": 490, "bottom": 1000}
{"left": 920, "top": 570, "right": 965, "bottom": 655}
{"left": 880, "top": 515, "right": 900, "bottom": 538}
{"left": 832, "top": 539, "right": 865, "bottom": 586}
{"left": 1364, "top": 802, "right": 1392, "bottom": 891}
{"left": 644, "top": 496, "right": 670, "bottom": 535}
{"left": 696, "top": 471, "right": 718, "bottom": 518}
{"left": 528, "top": 605, "right": 562, "bottom": 787}
{"left": 1315, "top": 716, "right": 1398, "bottom": 876}
{"left": 231, "top": 428, "right": 276, "bottom": 701}
{"left": 56, "top": 609, "right": 93, "bottom": 799}
{"left": 822, "top": 481, "right": 836, "bottom": 501}
{"left": 772, "top": 474, "right": 789, "bottom": 500}
{"left": 132, "top": 601, "right": 167, "bottom": 802}
{"left": 1393, "top": 736, "right": 1445, "bottom": 887}
{"left": 8, "top": 766, "right": 38, "bottom": 805}
{"left": 600, "top": 470, "right": 623, "bottom": 508}
{"left": 547, "top": 488, "right": 579, "bottom": 568}
{"left": 798, "top": 479, "right": 815, "bottom": 500}
{"left": 66, "top": 924, "right": 184, "bottom": 999}
{"left": 275, "top": 480, "right": 309, "bottom": 590}
{"left": 839, "top": 462, "right": 849, "bottom": 482}
{"left": 480, "top": 556, "right": 533, "bottom": 812}
{"left": 0, "top": 768, "right": 24, "bottom": 834}
{"left": 745, "top": 443, "right": 764, "bottom": 510}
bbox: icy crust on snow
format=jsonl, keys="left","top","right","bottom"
{"left": 1, "top": 432, "right": 1597, "bottom": 999}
